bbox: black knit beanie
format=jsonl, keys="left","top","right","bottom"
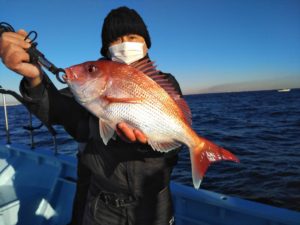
{"left": 100, "top": 6, "right": 151, "bottom": 57}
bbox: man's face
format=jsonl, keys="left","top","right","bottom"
{"left": 109, "top": 34, "right": 148, "bottom": 56}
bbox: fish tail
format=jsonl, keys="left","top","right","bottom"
{"left": 190, "top": 137, "right": 239, "bottom": 189}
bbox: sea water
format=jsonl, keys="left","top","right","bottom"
{"left": 1, "top": 89, "right": 299, "bottom": 211}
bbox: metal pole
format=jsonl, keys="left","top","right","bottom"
{"left": 2, "top": 93, "right": 11, "bottom": 144}
{"left": 53, "top": 135, "right": 58, "bottom": 155}
{"left": 29, "top": 112, "right": 35, "bottom": 149}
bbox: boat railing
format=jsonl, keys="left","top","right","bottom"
{"left": 0, "top": 85, "right": 59, "bottom": 154}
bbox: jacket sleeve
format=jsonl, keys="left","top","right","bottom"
{"left": 19, "top": 72, "right": 90, "bottom": 142}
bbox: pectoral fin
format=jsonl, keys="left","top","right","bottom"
{"left": 104, "top": 96, "right": 143, "bottom": 104}
{"left": 148, "top": 140, "right": 182, "bottom": 152}
{"left": 99, "top": 119, "right": 115, "bottom": 145}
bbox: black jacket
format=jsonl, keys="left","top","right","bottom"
{"left": 20, "top": 62, "right": 182, "bottom": 225}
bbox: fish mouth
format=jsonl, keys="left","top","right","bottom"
{"left": 63, "top": 67, "right": 80, "bottom": 82}
{"left": 62, "top": 74, "right": 67, "bottom": 82}
{"left": 63, "top": 68, "right": 71, "bottom": 82}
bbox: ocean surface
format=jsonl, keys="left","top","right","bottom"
{"left": 0, "top": 89, "right": 299, "bottom": 212}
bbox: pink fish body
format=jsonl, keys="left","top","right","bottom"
{"left": 64, "top": 59, "right": 239, "bottom": 188}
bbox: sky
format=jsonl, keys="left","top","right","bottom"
{"left": 0, "top": 0, "right": 300, "bottom": 102}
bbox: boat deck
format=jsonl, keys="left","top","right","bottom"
{"left": 1, "top": 143, "right": 300, "bottom": 225}
{"left": 0, "top": 143, "right": 76, "bottom": 225}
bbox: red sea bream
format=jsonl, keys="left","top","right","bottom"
{"left": 64, "top": 59, "right": 239, "bottom": 188}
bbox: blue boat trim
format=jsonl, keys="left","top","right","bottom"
{"left": 1, "top": 142, "right": 300, "bottom": 225}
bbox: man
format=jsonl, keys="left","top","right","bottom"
{"left": 0, "top": 6, "right": 183, "bottom": 225}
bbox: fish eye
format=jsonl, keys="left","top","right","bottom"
{"left": 87, "top": 64, "right": 97, "bottom": 73}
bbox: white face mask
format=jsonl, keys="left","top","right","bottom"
{"left": 109, "top": 42, "right": 145, "bottom": 65}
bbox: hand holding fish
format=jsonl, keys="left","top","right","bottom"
{"left": 116, "top": 122, "right": 147, "bottom": 144}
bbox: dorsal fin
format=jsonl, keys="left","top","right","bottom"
{"left": 130, "top": 58, "right": 192, "bottom": 125}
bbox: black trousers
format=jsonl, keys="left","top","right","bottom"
{"left": 69, "top": 153, "right": 91, "bottom": 225}
{"left": 82, "top": 185, "right": 174, "bottom": 225}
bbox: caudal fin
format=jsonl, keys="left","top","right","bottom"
{"left": 190, "top": 138, "right": 239, "bottom": 189}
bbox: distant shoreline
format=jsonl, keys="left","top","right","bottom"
{"left": 184, "top": 87, "right": 300, "bottom": 96}
{"left": 1, "top": 88, "right": 299, "bottom": 105}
